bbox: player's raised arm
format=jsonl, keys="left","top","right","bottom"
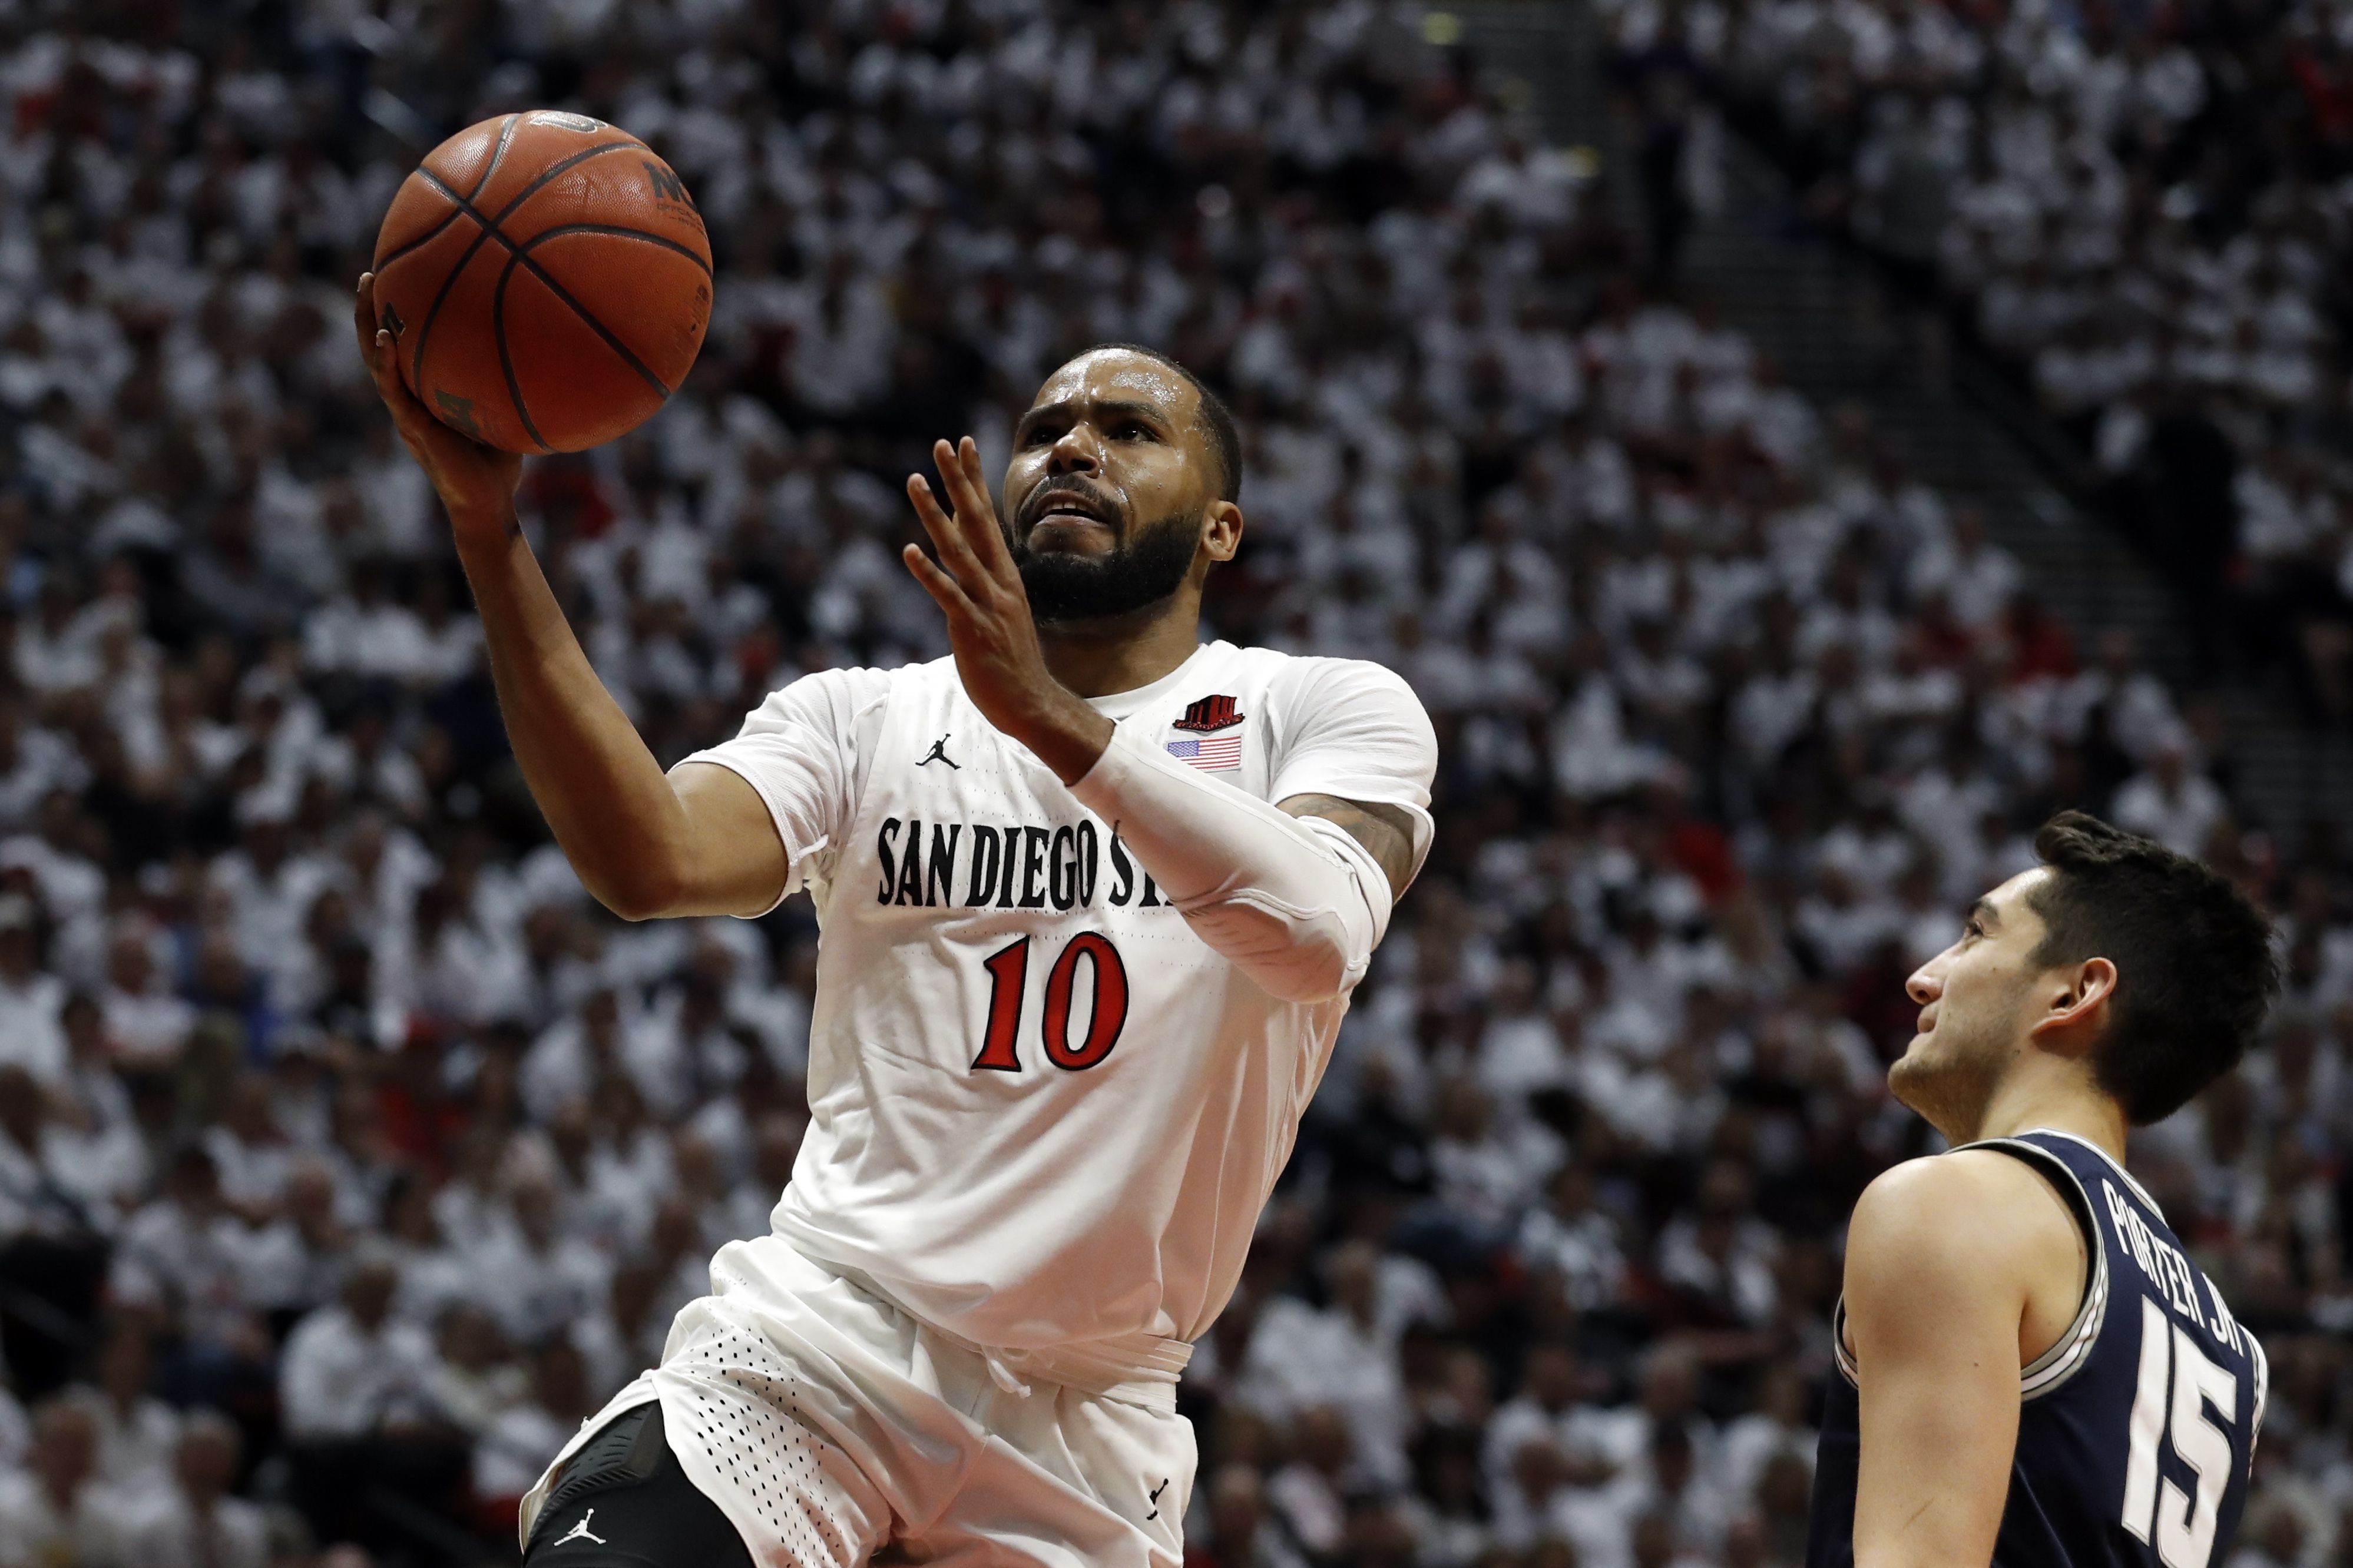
{"left": 355, "top": 273, "right": 786, "bottom": 920}
{"left": 1844, "top": 1151, "right": 2084, "bottom": 1568}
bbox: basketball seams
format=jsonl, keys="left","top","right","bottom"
{"left": 521, "top": 224, "right": 714, "bottom": 277}
{"left": 475, "top": 112, "right": 524, "bottom": 198}
{"left": 491, "top": 256, "right": 556, "bottom": 454}
{"left": 403, "top": 210, "right": 498, "bottom": 400}
{"left": 402, "top": 135, "right": 654, "bottom": 435}
{"left": 373, "top": 114, "right": 519, "bottom": 277}
{"left": 416, "top": 161, "right": 689, "bottom": 402}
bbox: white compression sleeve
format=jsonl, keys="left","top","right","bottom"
{"left": 1068, "top": 729, "right": 1394, "bottom": 1003}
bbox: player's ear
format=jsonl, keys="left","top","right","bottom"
{"left": 1203, "top": 500, "right": 1243, "bottom": 563}
{"left": 2031, "top": 956, "right": 2117, "bottom": 1052}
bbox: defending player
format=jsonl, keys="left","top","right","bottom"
{"left": 1810, "top": 812, "right": 2278, "bottom": 1568}
{"left": 353, "top": 276, "right": 1436, "bottom": 1567}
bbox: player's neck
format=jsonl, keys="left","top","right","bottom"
{"left": 1962, "top": 1066, "right": 2129, "bottom": 1165}
{"left": 1035, "top": 596, "right": 1204, "bottom": 699}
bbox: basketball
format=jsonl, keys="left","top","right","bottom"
{"left": 369, "top": 110, "right": 713, "bottom": 454}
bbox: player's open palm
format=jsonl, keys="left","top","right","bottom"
{"left": 354, "top": 271, "right": 524, "bottom": 545}
{"left": 903, "top": 438, "right": 1106, "bottom": 778}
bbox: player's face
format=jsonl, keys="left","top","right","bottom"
{"left": 1889, "top": 868, "right": 2054, "bottom": 1132}
{"left": 1004, "top": 350, "right": 1222, "bottom": 623}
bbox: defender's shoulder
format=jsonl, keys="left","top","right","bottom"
{"left": 1849, "top": 1149, "right": 2082, "bottom": 1275}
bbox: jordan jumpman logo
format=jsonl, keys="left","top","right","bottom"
{"left": 555, "top": 1509, "right": 608, "bottom": 1546}
{"left": 919, "top": 734, "right": 959, "bottom": 768}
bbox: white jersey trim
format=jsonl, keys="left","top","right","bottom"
{"left": 1831, "top": 1137, "right": 2109, "bottom": 1400}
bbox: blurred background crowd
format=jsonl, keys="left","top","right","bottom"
{"left": 0, "top": 0, "right": 2343, "bottom": 1566}
{"left": 1609, "top": 0, "right": 2353, "bottom": 723}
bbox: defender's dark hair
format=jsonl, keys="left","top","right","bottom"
{"left": 1089, "top": 342, "right": 1243, "bottom": 503}
{"left": 2026, "top": 811, "right": 2278, "bottom": 1125}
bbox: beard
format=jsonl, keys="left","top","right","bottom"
{"left": 1009, "top": 480, "right": 1202, "bottom": 623}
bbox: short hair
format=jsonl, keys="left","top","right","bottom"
{"left": 2026, "top": 811, "right": 2278, "bottom": 1124}
{"left": 1086, "top": 342, "right": 1243, "bottom": 503}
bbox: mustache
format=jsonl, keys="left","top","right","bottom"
{"left": 1015, "top": 476, "right": 1124, "bottom": 533}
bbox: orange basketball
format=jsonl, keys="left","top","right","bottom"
{"left": 370, "top": 111, "right": 713, "bottom": 455}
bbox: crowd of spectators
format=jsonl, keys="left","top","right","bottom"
{"left": 1603, "top": 0, "right": 2353, "bottom": 721}
{"left": 0, "top": 1, "right": 2341, "bottom": 1566}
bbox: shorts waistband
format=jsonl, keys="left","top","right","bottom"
{"left": 826, "top": 1262, "right": 1191, "bottom": 1411}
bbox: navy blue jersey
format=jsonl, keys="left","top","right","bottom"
{"left": 1809, "top": 1129, "right": 2268, "bottom": 1568}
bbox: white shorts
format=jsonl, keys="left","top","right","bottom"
{"left": 521, "top": 1235, "right": 1196, "bottom": 1568}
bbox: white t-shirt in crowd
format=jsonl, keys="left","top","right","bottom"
{"left": 680, "top": 641, "right": 1435, "bottom": 1386}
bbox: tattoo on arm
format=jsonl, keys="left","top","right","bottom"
{"left": 1280, "top": 793, "right": 1419, "bottom": 901}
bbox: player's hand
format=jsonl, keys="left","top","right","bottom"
{"left": 902, "top": 437, "right": 1113, "bottom": 783}
{"left": 354, "top": 272, "right": 524, "bottom": 549}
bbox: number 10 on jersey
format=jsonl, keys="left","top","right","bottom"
{"left": 972, "top": 934, "right": 1131, "bottom": 1073}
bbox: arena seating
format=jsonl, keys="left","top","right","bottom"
{"left": 0, "top": 2, "right": 2330, "bottom": 1565}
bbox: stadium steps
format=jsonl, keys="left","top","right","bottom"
{"left": 1452, "top": 0, "right": 2353, "bottom": 837}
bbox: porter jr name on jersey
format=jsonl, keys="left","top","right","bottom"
{"left": 678, "top": 641, "right": 1437, "bottom": 1383}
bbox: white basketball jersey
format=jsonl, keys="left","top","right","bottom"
{"left": 680, "top": 641, "right": 1435, "bottom": 1389}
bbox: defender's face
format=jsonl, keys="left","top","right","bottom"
{"left": 1889, "top": 868, "right": 2054, "bottom": 1123}
{"left": 1005, "top": 349, "right": 1214, "bottom": 562}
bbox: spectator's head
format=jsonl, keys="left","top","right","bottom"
{"left": 533, "top": 1338, "right": 590, "bottom": 1423}
{"left": 0, "top": 894, "right": 37, "bottom": 979}
{"left": 1756, "top": 1449, "right": 1815, "bottom": 1526}
{"left": 29, "top": 1398, "right": 96, "bottom": 1501}
{"left": 1409, "top": 1425, "right": 1488, "bottom": 1519}
{"left": 1631, "top": 1510, "right": 1682, "bottom": 1568}
{"left": 176, "top": 1410, "right": 241, "bottom": 1507}
{"left": 166, "top": 1143, "right": 223, "bottom": 1211}
{"left": 1510, "top": 1436, "right": 1566, "bottom": 1509}
{"left": 1206, "top": 1464, "right": 1266, "bottom": 1553}
{"left": 1648, "top": 1417, "right": 1695, "bottom": 1495}
{"left": 1341, "top": 1493, "right": 1416, "bottom": 1568}
{"left": 436, "top": 1302, "right": 505, "bottom": 1373}
{"left": 1725, "top": 1511, "right": 1768, "bottom": 1568}
{"left": 1895, "top": 811, "right": 2277, "bottom": 1132}
{"left": 1292, "top": 1404, "right": 1355, "bottom": 1479}
{"left": 342, "top": 1254, "right": 399, "bottom": 1330}
{"left": 1323, "top": 1240, "right": 1380, "bottom": 1325}
{"left": 1637, "top": 1342, "right": 1700, "bottom": 1420}
{"left": 0, "top": 1065, "right": 43, "bottom": 1150}
{"left": 753, "top": 1113, "right": 803, "bottom": 1191}
{"left": 97, "top": 1318, "right": 154, "bottom": 1405}
{"left": 285, "top": 1156, "right": 341, "bottom": 1237}
{"left": 1523, "top": 1338, "right": 1584, "bottom": 1412}
{"left": 999, "top": 346, "right": 1243, "bottom": 625}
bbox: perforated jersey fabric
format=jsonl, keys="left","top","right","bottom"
{"left": 520, "top": 1235, "right": 1194, "bottom": 1568}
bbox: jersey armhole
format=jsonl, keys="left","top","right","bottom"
{"left": 1968, "top": 1138, "right": 2111, "bottom": 1400}
{"left": 1829, "top": 1139, "right": 2110, "bottom": 1398}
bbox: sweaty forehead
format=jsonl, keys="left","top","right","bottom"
{"left": 1031, "top": 351, "right": 1199, "bottom": 420}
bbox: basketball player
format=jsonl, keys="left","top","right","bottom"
{"left": 1810, "top": 812, "right": 2277, "bottom": 1568}
{"left": 352, "top": 275, "right": 1437, "bottom": 1567}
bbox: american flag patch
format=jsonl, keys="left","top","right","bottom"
{"left": 1167, "top": 736, "right": 1243, "bottom": 770}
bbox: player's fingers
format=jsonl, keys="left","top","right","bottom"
{"left": 957, "top": 436, "right": 1019, "bottom": 574}
{"left": 906, "top": 476, "right": 984, "bottom": 587}
{"left": 901, "top": 542, "right": 976, "bottom": 616}
{"left": 353, "top": 274, "right": 377, "bottom": 364}
{"left": 933, "top": 439, "right": 1010, "bottom": 578}
{"left": 370, "top": 330, "right": 433, "bottom": 436}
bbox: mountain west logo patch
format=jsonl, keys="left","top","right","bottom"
{"left": 1173, "top": 694, "right": 1245, "bottom": 732}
